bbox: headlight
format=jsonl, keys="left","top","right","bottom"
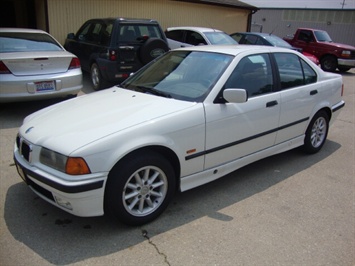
{"left": 341, "top": 50, "right": 351, "bottom": 58}
{"left": 40, "top": 147, "right": 91, "bottom": 175}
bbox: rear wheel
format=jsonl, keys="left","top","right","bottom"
{"left": 104, "top": 151, "right": 176, "bottom": 225}
{"left": 90, "top": 63, "right": 105, "bottom": 91}
{"left": 303, "top": 111, "right": 329, "bottom": 154}
{"left": 320, "top": 56, "right": 337, "bottom": 72}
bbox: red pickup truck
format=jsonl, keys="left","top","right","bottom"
{"left": 284, "top": 28, "right": 355, "bottom": 72}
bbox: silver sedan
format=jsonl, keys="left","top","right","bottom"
{"left": 0, "top": 28, "right": 82, "bottom": 103}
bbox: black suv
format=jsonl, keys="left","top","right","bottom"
{"left": 64, "top": 18, "right": 169, "bottom": 90}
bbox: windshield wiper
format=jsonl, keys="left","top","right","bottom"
{"left": 137, "top": 86, "right": 171, "bottom": 98}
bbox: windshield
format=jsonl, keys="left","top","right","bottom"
{"left": 0, "top": 32, "right": 62, "bottom": 53}
{"left": 264, "top": 35, "right": 292, "bottom": 48}
{"left": 121, "top": 50, "right": 233, "bottom": 102}
{"left": 204, "top": 32, "right": 238, "bottom": 45}
{"left": 314, "top": 31, "right": 332, "bottom": 42}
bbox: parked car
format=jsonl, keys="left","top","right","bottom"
{"left": 230, "top": 32, "right": 319, "bottom": 65}
{"left": 64, "top": 18, "right": 169, "bottom": 90}
{"left": 283, "top": 28, "right": 355, "bottom": 72}
{"left": 14, "top": 45, "right": 344, "bottom": 226}
{"left": 165, "top": 26, "right": 237, "bottom": 49}
{"left": 0, "top": 28, "right": 82, "bottom": 103}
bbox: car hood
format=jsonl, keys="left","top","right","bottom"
{"left": 20, "top": 87, "right": 196, "bottom": 154}
{"left": 320, "top": 42, "right": 355, "bottom": 50}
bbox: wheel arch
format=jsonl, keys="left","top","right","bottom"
{"left": 319, "top": 53, "right": 337, "bottom": 62}
{"left": 309, "top": 106, "right": 332, "bottom": 125}
{"left": 108, "top": 145, "right": 181, "bottom": 192}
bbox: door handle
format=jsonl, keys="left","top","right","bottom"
{"left": 266, "top": 100, "right": 278, "bottom": 107}
{"left": 310, "top": 90, "right": 318, "bottom": 95}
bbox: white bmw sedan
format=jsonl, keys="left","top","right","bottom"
{"left": 14, "top": 45, "right": 345, "bottom": 225}
{"left": 0, "top": 28, "right": 82, "bottom": 102}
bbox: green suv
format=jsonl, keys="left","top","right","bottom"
{"left": 64, "top": 18, "right": 169, "bottom": 90}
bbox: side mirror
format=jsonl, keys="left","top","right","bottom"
{"left": 223, "top": 89, "right": 247, "bottom": 103}
{"left": 66, "top": 33, "right": 75, "bottom": 39}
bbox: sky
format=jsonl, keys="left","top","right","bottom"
{"left": 240, "top": 0, "right": 355, "bottom": 9}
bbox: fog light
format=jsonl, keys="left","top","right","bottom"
{"left": 54, "top": 195, "right": 73, "bottom": 210}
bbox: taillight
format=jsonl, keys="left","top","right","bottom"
{"left": 68, "top": 57, "right": 81, "bottom": 70}
{"left": 0, "top": 61, "right": 12, "bottom": 74}
{"left": 341, "top": 84, "right": 344, "bottom": 96}
{"left": 109, "top": 50, "right": 117, "bottom": 61}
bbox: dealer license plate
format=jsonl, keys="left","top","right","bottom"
{"left": 35, "top": 81, "right": 55, "bottom": 92}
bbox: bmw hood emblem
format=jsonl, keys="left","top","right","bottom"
{"left": 25, "top": 126, "right": 34, "bottom": 134}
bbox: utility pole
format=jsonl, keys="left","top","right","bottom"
{"left": 341, "top": 0, "right": 346, "bottom": 9}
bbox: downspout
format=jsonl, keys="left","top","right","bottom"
{"left": 247, "top": 9, "right": 258, "bottom": 32}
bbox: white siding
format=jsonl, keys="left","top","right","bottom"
{"left": 251, "top": 9, "right": 355, "bottom": 45}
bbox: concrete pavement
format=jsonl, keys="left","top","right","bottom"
{"left": 1, "top": 70, "right": 354, "bottom": 266}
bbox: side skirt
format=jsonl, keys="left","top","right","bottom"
{"left": 180, "top": 135, "right": 304, "bottom": 192}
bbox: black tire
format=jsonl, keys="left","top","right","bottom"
{"left": 303, "top": 111, "right": 329, "bottom": 154}
{"left": 320, "top": 56, "right": 337, "bottom": 72}
{"left": 104, "top": 151, "right": 176, "bottom": 225}
{"left": 338, "top": 66, "right": 351, "bottom": 73}
{"left": 139, "top": 38, "right": 169, "bottom": 65}
{"left": 90, "top": 63, "right": 105, "bottom": 91}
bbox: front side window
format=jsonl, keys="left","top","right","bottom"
{"left": 186, "top": 31, "right": 206, "bottom": 45}
{"left": 274, "top": 53, "right": 317, "bottom": 89}
{"left": 244, "top": 35, "right": 258, "bottom": 45}
{"left": 224, "top": 53, "right": 274, "bottom": 98}
{"left": 121, "top": 51, "right": 233, "bottom": 102}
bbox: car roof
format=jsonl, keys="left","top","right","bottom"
{"left": 173, "top": 44, "right": 298, "bottom": 56}
{"left": 166, "top": 27, "right": 223, "bottom": 33}
{"left": 0, "top": 28, "right": 48, "bottom": 34}
{"left": 86, "top": 18, "right": 159, "bottom": 23}
{"left": 236, "top": 32, "right": 277, "bottom": 38}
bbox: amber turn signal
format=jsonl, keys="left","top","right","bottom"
{"left": 66, "top": 157, "right": 91, "bottom": 175}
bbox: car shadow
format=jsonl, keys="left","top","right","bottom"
{"left": 4, "top": 140, "right": 341, "bottom": 264}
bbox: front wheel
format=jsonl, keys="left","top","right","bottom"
{"left": 303, "top": 111, "right": 329, "bottom": 154}
{"left": 320, "top": 56, "right": 337, "bottom": 72}
{"left": 104, "top": 151, "right": 176, "bottom": 225}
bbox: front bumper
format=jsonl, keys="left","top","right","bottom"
{"left": 337, "top": 58, "right": 355, "bottom": 68}
{"left": 14, "top": 149, "right": 107, "bottom": 217}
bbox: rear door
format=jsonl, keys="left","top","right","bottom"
{"left": 273, "top": 52, "right": 320, "bottom": 144}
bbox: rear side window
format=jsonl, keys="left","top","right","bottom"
{"left": 274, "top": 53, "right": 317, "bottom": 89}
{"left": 0, "top": 32, "right": 62, "bottom": 52}
{"left": 166, "top": 30, "right": 184, "bottom": 42}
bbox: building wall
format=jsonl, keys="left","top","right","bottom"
{"left": 46, "top": 0, "right": 250, "bottom": 44}
{"left": 251, "top": 9, "right": 355, "bottom": 45}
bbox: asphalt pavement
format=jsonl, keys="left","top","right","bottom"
{"left": 0, "top": 70, "right": 354, "bottom": 266}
